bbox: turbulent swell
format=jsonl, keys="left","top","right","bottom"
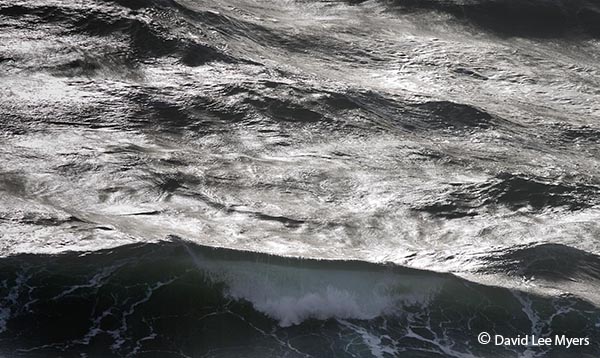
{"left": 1, "top": 241, "right": 599, "bottom": 357}
{"left": 2, "top": 0, "right": 600, "bottom": 356}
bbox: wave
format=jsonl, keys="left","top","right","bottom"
{"left": 415, "top": 172, "right": 600, "bottom": 218}
{"left": 407, "top": 100, "right": 504, "bottom": 130}
{"left": 1, "top": 240, "right": 599, "bottom": 357}
{"left": 373, "top": 0, "right": 600, "bottom": 38}
{"left": 482, "top": 243, "right": 600, "bottom": 283}
{"left": 0, "top": 1, "right": 242, "bottom": 74}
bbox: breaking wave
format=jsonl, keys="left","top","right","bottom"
{"left": 1, "top": 240, "right": 599, "bottom": 357}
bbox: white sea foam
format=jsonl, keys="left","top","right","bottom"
{"left": 183, "top": 244, "right": 442, "bottom": 326}
{"left": 230, "top": 284, "right": 395, "bottom": 327}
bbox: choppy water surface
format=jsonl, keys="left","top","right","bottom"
{"left": 1, "top": 0, "right": 600, "bottom": 356}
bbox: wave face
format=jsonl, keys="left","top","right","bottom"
{"left": 1, "top": 242, "right": 599, "bottom": 357}
{"left": 2, "top": 0, "right": 600, "bottom": 356}
{"left": 377, "top": 0, "right": 600, "bottom": 38}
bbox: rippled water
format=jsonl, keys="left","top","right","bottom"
{"left": 1, "top": 0, "right": 600, "bottom": 356}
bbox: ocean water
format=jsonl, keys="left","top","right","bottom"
{"left": 1, "top": 0, "right": 600, "bottom": 356}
